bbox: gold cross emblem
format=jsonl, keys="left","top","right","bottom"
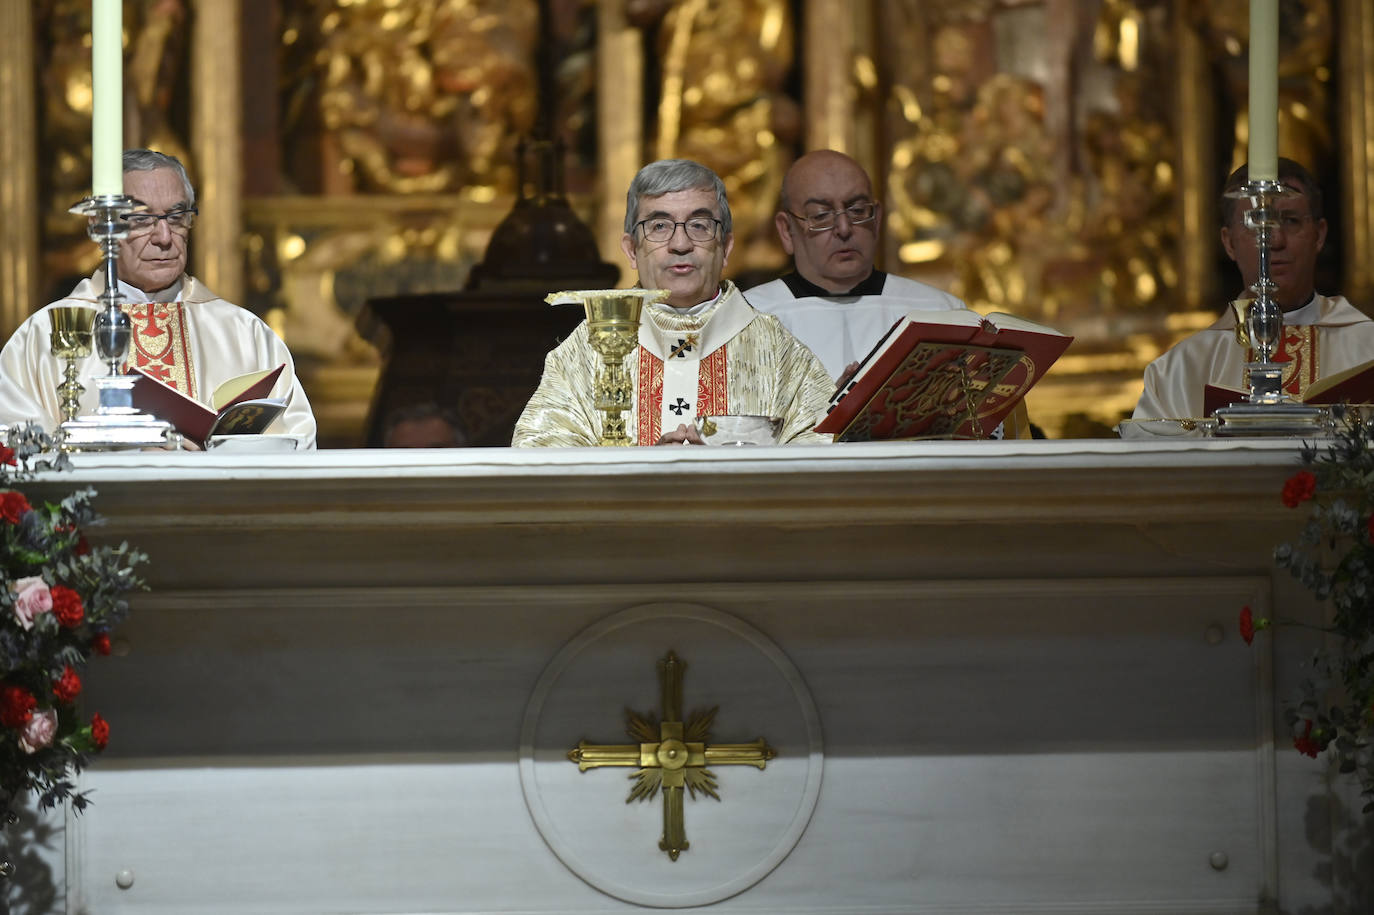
{"left": 566, "top": 651, "right": 776, "bottom": 860}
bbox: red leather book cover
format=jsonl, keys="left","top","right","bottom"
{"left": 131, "top": 364, "right": 285, "bottom": 445}
{"left": 816, "top": 312, "right": 1071, "bottom": 441}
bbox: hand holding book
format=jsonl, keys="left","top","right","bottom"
{"left": 815, "top": 310, "right": 1071, "bottom": 441}
{"left": 130, "top": 364, "right": 289, "bottom": 447}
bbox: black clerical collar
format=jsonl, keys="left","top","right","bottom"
{"left": 781, "top": 269, "right": 888, "bottom": 299}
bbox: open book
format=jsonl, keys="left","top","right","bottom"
{"left": 814, "top": 310, "right": 1072, "bottom": 441}
{"left": 131, "top": 364, "right": 288, "bottom": 446}
{"left": 1204, "top": 358, "right": 1374, "bottom": 416}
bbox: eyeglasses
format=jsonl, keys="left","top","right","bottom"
{"left": 1274, "top": 213, "right": 1314, "bottom": 234}
{"left": 786, "top": 201, "right": 877, "bottom": 233}
{"left": 121, "top": 207, "right": 198, "bottom": 235}
{"left": 1241, "top": 209, "right": 1315, "bottom": 235}
{"left": 635, "top": 216, "right": 723, "bottom": 244}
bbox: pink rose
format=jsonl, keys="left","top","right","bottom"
{"left": 11, "top": 576, "right": 52, "bottom": 630}
{"left": 19, "top": 707, "right": 57, "bottom": 754}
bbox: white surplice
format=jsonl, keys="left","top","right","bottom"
{"left": 744, "top": 273, "right": 965, "bottom": 380}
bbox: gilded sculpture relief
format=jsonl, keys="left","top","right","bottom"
{"left": 884, "top": 0, "right": 1177, "bottom": 330}
{"left": 1192, "top": 0, "right": 1335, "bottom": 177}
{"left": 630, "top": 0, "right": 798, "bottom": 269}
{"left": 11, "top": 0, "right": 1363, "bottom": 442}
{"left": 252, "top": 0, "right": 549, "bottom": 364}
{"left": 279, "top": 0, "right": 539, "bottom": 195}
{"left": 35, "top": 0, "right": 193, "bottom": 297}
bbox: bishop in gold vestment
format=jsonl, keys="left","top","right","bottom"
{"left": 513, "top": 159, "right": 832, "bottom": 447}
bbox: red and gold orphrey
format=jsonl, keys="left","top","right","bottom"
{"left": 1247, "top": 324, "right": 1318, "bottom": 398}
{"left": 634, "top": 346, "right": 729, "bottom": 445}
{"left": 121, "top": 302, "right": 197, "bottom": 398}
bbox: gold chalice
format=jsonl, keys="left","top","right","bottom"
{"left": 546, "top": 288, "right": 668, "bottom": 446}
{"left": 48, "top": 306, "right": 97, "bottom": 424}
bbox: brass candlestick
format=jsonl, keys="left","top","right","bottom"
{"left": 546, "top": 289, "right": 668, "bottom": 446}
{"left": 48, "top": 306, "right": 97, "bottom": 423}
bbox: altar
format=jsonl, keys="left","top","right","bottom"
{"left": 14, "top": 440, "right": 1372, "bottom": 914}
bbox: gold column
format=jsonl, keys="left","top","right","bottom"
{"left": 804, "top": 0, "right": 856, "bottom": 155}
{"left": 1338, "top": 0, "right": 1373, "bottom": 307}
{"left": 1174, "top": 0, "right": 1215, "bottom": 311}
{"left": 0, "top": 1, "right": 38, "bottom": 338}
{"left": 597, "top": 0, "right": 641, "bottom": 285}
{"left": 191, "top": 0, "right": 243, "bottom": 306}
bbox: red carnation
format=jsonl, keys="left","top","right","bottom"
{"left": 1294, "top": 720, "right": 1323, "bottom": 758}
{"left": 92, "top": 632, "right": 111, "bottom": 656}
{"left": 52, "top": 666, "right": 82, "bottom": 704}
{"left": 0, "top": 490, "right": 31, "bottom": 524}
{"left": 0, "top": 684, "right": 37, "bottom": 729}
{"left": 50, "top": 585, "right": 84, "bottom": 628}
{"left": 0, "top": 445, "right": 15, "bottom": 466}
{"left": 1239, "top": 606, "right": 1256, "bottom": 645}
{"left": 90, "top": 713, "right": 109, "bottom": 750}
{"left": 59, "top": 523, "right": 91, "bottom": 556}
{"left": 1281, "top": 470, "right": 1317, "bottom": 508}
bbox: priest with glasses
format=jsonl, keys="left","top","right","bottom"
{"left": 0, "top": 148, "right": 316, "bottom": 447}
{"left": 514, "top": 158, "right": 833, "bottom": 446}
{"left": 744, "top": 150, "right": 965, "bottom": 384}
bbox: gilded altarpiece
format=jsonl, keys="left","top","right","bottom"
{"left": 2, "top": 0, "right": 1371, "bottom": 442}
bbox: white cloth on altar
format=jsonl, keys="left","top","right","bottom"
{"left": 0, "top": 273, "right": 317, "bottom": 448}
{"left": 1124, "top": 294, "right": 1374, "bottom": 438}
{"left": 512, "top": 282, "right": 834, "bottom": 447}
{"left": 744, "top": 274, "right": 965, "bottom": 380}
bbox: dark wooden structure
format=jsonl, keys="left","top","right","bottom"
{"left": 356, "top": 292, "right": 588, "bottom": 447}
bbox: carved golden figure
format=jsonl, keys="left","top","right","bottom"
{"left": 631, "top": 0, "right": 798, "bottom": 269}
{"left": 1192, "top": 0, "right": 1334, "bottom": 174}
{"left": 885, "top": 1, "right": 1177, "bottom": 323}
{"left": 285, "top": 0, "right": 538, "bottom": 194}
{"left": 567, "top": 651, "right": 776, "bottom": 861}
{"left": 36, "top": 0, "right": 193, "bottom": 288}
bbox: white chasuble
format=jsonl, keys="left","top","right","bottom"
{"left": 0, "top": 273, "right": 317, "bottom": 446}
{"left": 1126, "top": 294, "right": 1374, "bottom": 436}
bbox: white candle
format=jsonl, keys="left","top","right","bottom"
{"left": 1248, "top": 0, "right": 1278, "bottom": 181}
{"left": 91, "top": 0, "right": 123, "bottom": 196}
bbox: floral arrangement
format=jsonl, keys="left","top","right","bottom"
{"left": 1243, "top": 417, "right": 1374, "bottom": 814}
{"left": 0, "top": 424, "right": 145, "bottom": 814}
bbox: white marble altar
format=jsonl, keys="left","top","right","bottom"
{"left": 12, "top": 441, "right": 1372, "bottom": 914}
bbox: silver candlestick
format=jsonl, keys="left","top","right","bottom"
{"left": 1212, "top": 179, "right": 1327, "bottom": 437}
{"left": 56, "top": 194, "right": 178, "bottom": 449}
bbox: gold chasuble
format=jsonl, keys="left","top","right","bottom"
{"left": 513, "top": 283, "right": 834, "bottom": 447}
{"left": 122, "top": 302, "right": 198, "bottom": 397}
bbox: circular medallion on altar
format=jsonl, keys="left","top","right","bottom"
{"left": 518, "top": 603, "right": 824, "bottom": 907}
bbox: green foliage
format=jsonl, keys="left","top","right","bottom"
{"left": 0, "top": 424, "right": 145, "bottom": 813}
{"left": 1274, "top": 418, "right": 1374, "bottom": 814}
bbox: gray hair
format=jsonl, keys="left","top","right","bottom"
{"left": 123, "top": 148, "right": 196, "bottom": 205}
{"left": 623, "top": 159, "right": 732, "bottom": 236}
